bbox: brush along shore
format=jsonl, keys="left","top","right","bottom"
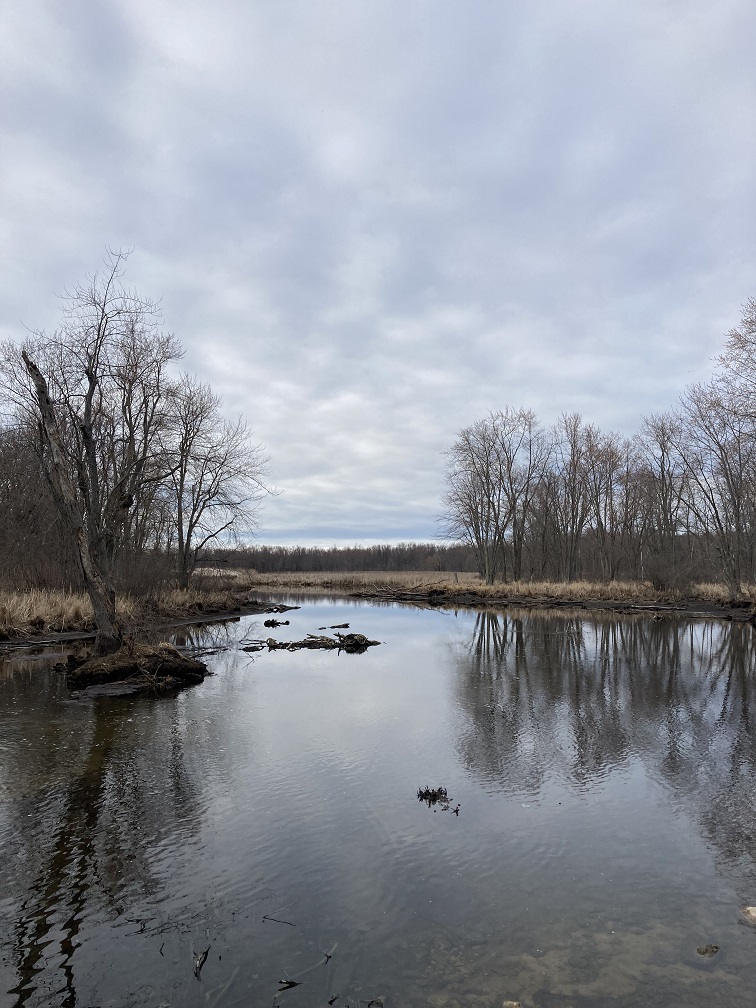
{"left": 2, "top": 571, "right": 756, "bottom": 642}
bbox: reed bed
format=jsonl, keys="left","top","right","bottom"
{"left": 0, "top": 579, "right": 261, "bottom": 638}
{"left": 0, "top": 590, "right": 141, "bottom": 638}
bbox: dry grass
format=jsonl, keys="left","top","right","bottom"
{"left": 0, "top": 582, "right": 252, "bottom": 639}
{"left": 0, "top": 572, "right": 752, "bottom": 639}
{"left": 244, "top": 570, "right": 756, "bottom": 607}
{"left": 150, "top": 585, "right": 249, "bottom": 617}
{"left": 244, "top": 570, "right": 479, "bottom": 592}
{"left": 0, "top": 590, "right": 142, "bottom": 638}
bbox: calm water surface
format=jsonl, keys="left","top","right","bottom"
{"left": 3, "top": 598, "right": 756, "bottom": 1007}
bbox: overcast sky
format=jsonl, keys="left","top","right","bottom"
{"left": 2, "top": 1, "right": 755, "bottom": 546}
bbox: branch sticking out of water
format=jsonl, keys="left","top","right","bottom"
{"left": 193, "top": 945, "right": 210, "bottom": 979}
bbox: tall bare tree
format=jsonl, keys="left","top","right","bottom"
{"left": 1, "top": 251, "right": 182, "bottom": 648}
{"left": 440, "top": 416, "right": 511, "bottom": 582}
{"left": 637, "top": 413, "right": 693, "bottom": 588}
{"left": 670, "top": 381, "right": 756, "bottom": 598}
{"left": 546, "top": 413, "right": 592, "bottom": 581}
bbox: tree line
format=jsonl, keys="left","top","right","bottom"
{"left": 0, "top": 252, "right": 268, "bottom": 636}
{"left": 440, "top": 299, "right": 756, "bottom": 597}
{"left": 206, "top": 542, "right": 478, "bottom": 573}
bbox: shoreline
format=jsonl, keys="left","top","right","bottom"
{"left": 0, "top": 597, "right": 293, "bottom": 651}
{"left": 2, "top": 583, "right": 754, "bottom": 654}
{"left": 346, "top": 585, "right": 756, "bottom": 622}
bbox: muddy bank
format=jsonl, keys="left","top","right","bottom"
{"left": 348, "top": 586, "right": 756, "bottom": 622}
{"left": 65, "top": 642, "right": 209, "bottom": 693}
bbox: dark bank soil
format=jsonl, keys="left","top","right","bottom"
{"left": 66, "top": 642, "right": 209, "bottom": 693}
{"left": 349, "top": 586, "right": 756, "bottom": 622}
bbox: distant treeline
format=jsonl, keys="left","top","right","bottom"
{"left": 204, "top": 542, "right": 478, "bottom": 573}
{"left": 439, "top": 299, "right": 756, "bottom": 596}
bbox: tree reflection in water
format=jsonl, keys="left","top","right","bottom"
{"left": 4, "top": 694, "right": 202, "bottom": 1008}
{"left": 451, "top": 610, "right": 756, "bottom": 893}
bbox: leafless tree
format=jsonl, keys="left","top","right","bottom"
{"left": 670, "top": 381, "right": 756, "bottom": 598}
{"left": 0, "top": 251, "right": 182, "bottom": 648}
{"left": 637, "top": 413, "right": 694, "bottom": 588}
{"left": 440, "top": 409, "right": 551, "bottom": 582}
{"left": 491, "top": 408, "right": 552, "bottom": 581}
{"left": 165, "top": 374, "right": 269, "bottom": 588}
{"left": 547, "top": 413, "right": 593, "bottom": 581}
{"left": 582, "top": 428, "right": 645, "bottom": 581}
{"left": 714, "top": 297, "right": 756, "bottom": 412}
{"left": 440, "top": 416, "right": 510, "bottom": 582}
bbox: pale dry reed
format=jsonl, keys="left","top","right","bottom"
{"left": 244, "top": 570, "right": 753, "bottom": 606}
{"left": 0, "top": 590, "right": 141, "bottom": 637}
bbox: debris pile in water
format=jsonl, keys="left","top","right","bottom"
{"left": 417, "top": 786, "right": 460, "bottom": 815}
{"left": 67, "top": 642, "right": 208, "bottom": 694}
{"left": 243, "top": 632, "right": 380, "bottom": 654}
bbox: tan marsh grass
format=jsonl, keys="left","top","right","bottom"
{"left": 0, "top": 574, "right": 750, "bottom": 640}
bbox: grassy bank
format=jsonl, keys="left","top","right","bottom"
{"left": 1, "top": 572, "right": 753, "bottom": 640}
{"left": 244, "top": 569, "right": 754, "bottom": 607}
{"left": 0, "top": 581, "right": 255, "bottom": 640}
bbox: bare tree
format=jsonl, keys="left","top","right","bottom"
{"left": 0, "top": 251, "right": 182, "bottom": 648}
{"left": 582, "top": 428, "right": 645, "bottom": 581}
{"left": 440, "top": 409, "right": 551, "bottom": 582}
{"left": 547, "top": 413, "right": 592, "bottom": 581}
{"left": 489, "top": 408, "right": 552, "bottom": 581}
{"left": 715, "top": 297, "right": 756, "bottom": 410}
{"left": 670, "top": 381, "right": 756, "bottom": 598}
{"left": 165, "top": 374, "right": 269, "bottom": 588}
{"left": 637, "top": 413, "right": 694, "bottom": 588}
{"left": 20, "top": 352, "right": 121, "bottom": 648}
{"left": 440, "top": 417, "right": 511, "bottom": 583}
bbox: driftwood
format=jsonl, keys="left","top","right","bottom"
{"left": 264, "top": 632, "right": 380, "bottom": 654}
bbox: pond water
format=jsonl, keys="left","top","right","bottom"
{"left": 3, "top": 598, "right": 756, "bottom": 1008}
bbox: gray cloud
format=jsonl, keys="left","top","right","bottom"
{"left": 2, "top": 0, "right": 755, "bottom": 545}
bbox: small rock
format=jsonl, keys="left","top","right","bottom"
{"left": 502, "top": 1002, "right": 522, "bottom": 1008}
{"left": 742, "top": 906, "right": 756, "bottom": 924}
{"left": 696, "top": 944, "right": 719, "bottom": 957}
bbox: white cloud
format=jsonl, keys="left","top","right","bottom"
{"left": 2, "top": 0, "right": 755, "bottom": 542}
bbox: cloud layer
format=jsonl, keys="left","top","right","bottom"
{"left": 2, "top": 0, "right": 755, "bottom": 544}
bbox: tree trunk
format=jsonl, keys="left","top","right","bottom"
{"left": 22, "top": 352, "right": 121, "bottom": 653}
